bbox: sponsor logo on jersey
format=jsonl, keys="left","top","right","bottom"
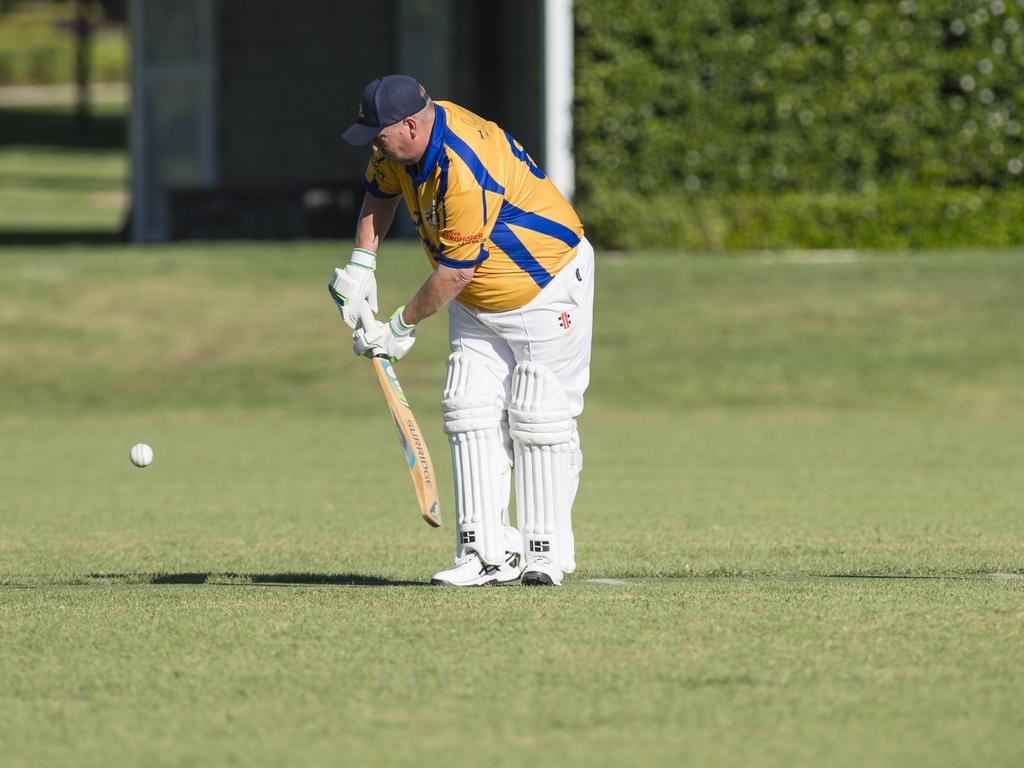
{"left": 446, "top": 230, "right": 485, "bottom": 244}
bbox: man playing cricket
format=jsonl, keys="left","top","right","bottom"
{"left": 329, "top": 75, "right": 594, "bottom": 587}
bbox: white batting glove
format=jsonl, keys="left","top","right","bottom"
{"left": 328, "top": 248, "right": 378, "bottom": 328}
{"left": 353, "top": 306, "right": 417, "bottom": 362}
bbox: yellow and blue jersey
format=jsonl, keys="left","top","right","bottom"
{"left": 362, "top": 101, "right": 584, "bottom": 312}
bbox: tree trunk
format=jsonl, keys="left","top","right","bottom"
{"left": 75, "top": 0, "right": 92, "bottom": 133}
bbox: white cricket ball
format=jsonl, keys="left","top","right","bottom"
{"left": 129, "top": 443, "right": 154, "bottom": 468}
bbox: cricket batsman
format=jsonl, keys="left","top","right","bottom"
{"left": 329, "top": 75, "right": 594, "bottom": 587}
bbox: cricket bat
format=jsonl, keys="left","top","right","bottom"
{"left": 358, "top": 304, "right": 441, "bottom": 528}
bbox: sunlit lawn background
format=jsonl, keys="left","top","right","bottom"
{"left": 2, "top": 81, "right": 1023, "bottom": 768}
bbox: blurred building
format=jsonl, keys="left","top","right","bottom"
{"left": 129, "top": 0, "right": 573, "bottom": 241}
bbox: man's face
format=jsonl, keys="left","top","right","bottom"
{"left": 372, "top": 119, "right": 420, "bottom": 164}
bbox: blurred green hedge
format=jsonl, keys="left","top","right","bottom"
{"left": 0, "top": 3, "right": 125, "bottom": 86}
{"left": 575, "top": 0, "right": 1024, "bottom": 248}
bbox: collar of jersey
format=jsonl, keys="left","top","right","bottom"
{"left": 407, "top": 103, "right": 447, "bottom": 186}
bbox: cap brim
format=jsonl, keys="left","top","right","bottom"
{"left": 342, "top": 123, "right": 381, "bottom": 145}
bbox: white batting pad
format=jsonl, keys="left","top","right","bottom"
{"left": 442, "top": 352, "right": 509, "bottom": 566}
{"left": 509, "top": 361, "right": 578, "bottom": 573}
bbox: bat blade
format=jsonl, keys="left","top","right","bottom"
{"left": 369, "top": 356, "right": 442, "bottom": 527}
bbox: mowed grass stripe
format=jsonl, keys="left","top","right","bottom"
{"left": 2, "top": 580, "right": 1023, "bottom": 767}
{"left": 1, "top": 244, "right": 1023, "bottom": 766}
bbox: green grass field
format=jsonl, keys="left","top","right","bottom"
{"left": 1, "top": 241, "right": 1023, "bottom": 766}
{"left": 0, "top": 93, "right": 127, "bottom": 238}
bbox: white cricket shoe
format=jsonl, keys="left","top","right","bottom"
{"left": 496, "top": 550, "right": 524, "bottom": 585}
{"left": 431, "top": 550, "right": 524, "bottom": 587}
{"left": 431, "top": 552, "right": 500, "bottom": 587}
{"left": 521, "top": 556, "right": 564, "bottom": 587}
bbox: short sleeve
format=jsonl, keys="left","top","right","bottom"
{"left": 362, "top": 153, "right": 402, "bottom": 198}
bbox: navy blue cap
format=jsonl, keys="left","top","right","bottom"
{"left": 343, "top": 75, "right": 429, "bottom": 145}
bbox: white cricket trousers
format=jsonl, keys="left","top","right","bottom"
{"left": 447, "top": 237, "right": 594, "bottom": 418}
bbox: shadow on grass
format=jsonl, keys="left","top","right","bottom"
{"left": 0, "top": 107, "right": 125, "bottom": 149}
{"left": 88, "top": 571, "right": 428, "bottom": 587}
{"left": 5, "top": 572, "right": 1021, "bottom": 590}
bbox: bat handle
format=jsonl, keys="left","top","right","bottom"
{"left": 357, "top": 302, "right": 390, "bottom": 361}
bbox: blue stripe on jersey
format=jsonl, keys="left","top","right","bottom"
{"left": 443, "top": 131, "right": 506, "bottom": 196}
{"left": 363, "top": 178, "right": 399, "bottom": 199}
{"left": 496, "top": 201, "right": 581, "bottom": 249}
{"left": 437, "top": 151, "right": 451, "bottom": 229}
{"left": 489, "top": 221, "right": 554, "bottom": 289}
{"left": 503, "top": 132, "right": 546, "bottom": 179}
{"left": 437, "top": 245, "right": 489, "bottom": 269}
{"left": 421, "top": 236, "right": 443, "bottom": 261}
{"left": 412, "top": 104, "right": 448, "bottom": 186}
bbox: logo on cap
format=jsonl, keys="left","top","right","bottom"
{"left": 343, "top": 74, "right": 428, "bottom": 146}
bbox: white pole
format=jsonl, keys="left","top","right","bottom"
{"left": 544, "top": 0, "right": 574, "bottom": 200}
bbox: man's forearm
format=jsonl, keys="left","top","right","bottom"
{"left": 403, "top": 266, "right": 474, "bottom": 326}
{"left": 355, "top": 194, "right": 401, "bottom": 253}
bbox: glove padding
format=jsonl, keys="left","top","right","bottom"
{"left": 328, "top": 248, "right": 378, "bottom": 328}
{"left": 353, "top": 305, "right": 417, "bottom": 362}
